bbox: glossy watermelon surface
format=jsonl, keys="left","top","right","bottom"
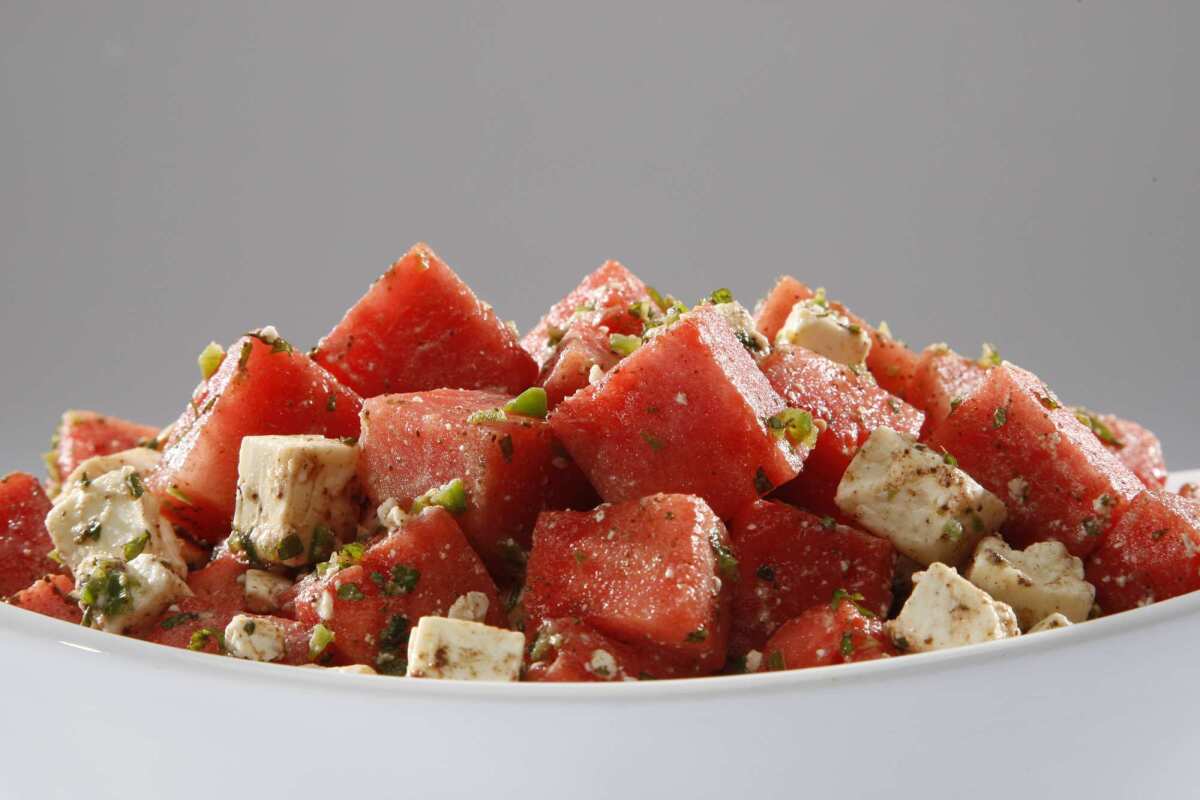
{"left": 9, "top": 574, "right": 80, "bottom": 623}
{"left": 759, "top": 601, "right": 898, "bottom": 671}
{"left": 53, "top": 410, "right": 159, "bottom": 486}
{"left": 0, "top": 472, "right": 59, "bottom": 598}
{"left": 905, "top": 347, "right": 987, "bottom": 439}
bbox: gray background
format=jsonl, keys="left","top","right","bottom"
{"left": 2, "top": 2, "right": 1197, "bottom": 475}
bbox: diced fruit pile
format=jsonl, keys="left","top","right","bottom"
{"left": 2, "top": 245, "right": 1192, "bottom": 683}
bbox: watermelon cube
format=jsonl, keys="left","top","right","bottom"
{"left": 0, "top": 472, "right": 59, "bottom": 598}
{"left": 149, "top": 332, "right": 362, "bottom": 543}
{"left": 358, "top": 389, "right": 587, "bottom": 576}
{"left": 760, "top": 346, "right": 924, "bottom": 516}
{"left": 526, "top": 618, "right": 663, "bottom": 682}
{"left": 727, "top": 500, "right": 895, "bottom": 655}
{"left": 753, "top": 276, "right": 814, "bottom": 344}
{"left": 905, "top": 346, "right": 988, "bottom": 438}
{"left": 9, "top": 574, "right": 81, "bottom": 624}
{"left": 1072, "top": 408, "right": 1167, "bottom": 490}
{"left": 537, "top": 322, "right": 621, "bottom": 410}
{"left": 927, "top": 363, "right": 1143, "bottom": 557}
{"left": 758, "top": 601, "right": 898, "bottom": 672}
{"left": 50, "top": 410, "right": 158, "bottom": 491}
{"left": 524, "top": 494, "right": 733, "bottom": 675}
{"left": 293, "top": 507, "right": 502, "bottom": 672}
{"left": 313, "top": 243, "right": 537, "bottom": 398}
{"left": 549, "top": 306, "right": 806, "bottom": 519}
{"left": 1087, "top": 491, "right": 1200, "bottom": 613}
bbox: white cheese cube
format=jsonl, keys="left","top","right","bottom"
{"left": 224, "top": 614, "right": 287, "bottom": 662}
{"left": 446, "top": 591, "right": 490, "bottom": 623}
{"left": 888, "top": 562, "right": 1020, "bottom": 653}
{"left": 1028, "top": 612, "right": 1072, "bottom": 634}
{"left": 61, "top": 447, "right": 162, "bottom": 495}
{"left": 232, "top": 435, "right": 361, "bottom": 566}
{"left": 243, "top": 569, "right": 294, "bottom": 614}
{"left": 46, "top": 464, "right": 186, "bottom": 580}
{"left": 965, "top": 536, "right": 1094, "bottom": 630}
{"left": 775, "top": 298, "right": 871, "bottom": 366}
{"left": 835, "top": 427, "right": 1007, "bottom": 566}
{"left": 406, "top": 617, "right": 525, "bottom": 681}
{"left": 712, "top": 301, "right": 770, "bottom": 357}
{"left": 76, "top": 553, "right": 191, "bottom": 633}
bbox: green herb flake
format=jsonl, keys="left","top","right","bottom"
{"left": 640, "top": 431, "right": 665, "bottom": 451}
{"left": 992, "top": 407, "right": 1008, "bottom": 429}
{"left": 1151, "top": 528, "right": 1168, "bottom": 540}
{"left": 378, "top": 615, "right": 410, "bottom": 652}
{"left": 754, "top": 468, "right": 774, "bottom": 495}
{"left": 949, "top": 396, "right": 965, "bottom": 413}
{"left": 386, "top": 564, "right": 421, "bottom": 595}
{"left": 712, "top": 542, "right": 739, "bottom": 582}
{"left": 161, "top": 612, "right": 200, "bottom": 630}
{"left": 197, "top": 341, "right": 226, "bottom": 380}
{"left": 767, "top": 650, "right": 786, "bottom": 671}
{"left": 123, "top": 530, "right": 151, "bottom": 561}
{"left": 410, "top": 477, "right": 468, "bottom": 515}
{"left": 609, "top": 333, "right": 642, "bottom": 358}
{"left": 308, "top": 623, "right": 335, "bottom": 660}
{"left": 1073, "top": 408, "right": 1125, "bottom": 449}
{"left": 336, "top": 582, "right": 365, "bottom": 601}
{"left": 503, "top": 387, "right": 549, "bottom": 419}
{"left": 74, "top": 519, "right": 102, "bottom": 544}
{"left": 126, "top": 471, "right": 145, "bottom": 499}
{"left": 943, "top": 519, "right": 964, "bottom": 542}
{"left": 819, "top": 516, "right": 837, "bottom": 530}
{"left": 276, "top": 533, "right": 303, "bottom": 561}
{"left": 685, "top": 627, "right": 709, "bottom": 643}
{"left": 188, "top": 628, "right": 225, "bottom": 653}
{"left": 310, "top": 524, "right": 336, "bottom": 562}
{"left": 839, "top": 631, "right": 855, "bottom": 658}
{"left": 977, "top": 343, "right": 1002, "bottom": 369}
{"left": 708, "top": 288, "right": 734, "bottom": 305}
{"left": 325, "top": 393, "right": 337, "bottom": 412}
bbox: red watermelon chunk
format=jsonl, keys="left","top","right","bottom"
{"left": 538, "top": 322, "right": 621, "bottom": 410}
{"left": 525, "top": 618, "right": 667, "bottom": 682}
{"left": 754, "top": 276, "right": 813, "bottom": 344}
{"left": 313, "top": 243, "right": 536, "bottom": 398}
{"left": 293, "top": 507, "right": 502, "bottom": 672}
{"left": 149, "top": 332, "right": 362, "bottom": 543}
{"left": 51, "top": 410, "right": 159, "bottom": 488}
{"left": 549, "top": 306, "right": 806, "bottom": 518}
{"left": 867, "top": 329, "right": 922, "bottom": 399}
{"left": 0, "top": 472, "right": 60, "bottom": 598}
{"left": 905, "top": 346, "right": 988, "bottom": 438}
{"left": 926, "top": 363, "right": 1142, "bottom": 558}
{"left": 1072, "top": 408, "right": 1167, "bottom": 490}
{"left": 758, "top": 601, "right": 898, "bottom": 672}
{"left": 358, "top": 389, "right": 583, "bottom": 576}
{"left": 727, "top": 500, "right": 895, "bottom": 656}
{"left": 1086, "top": 491, "right": 1200, "bottom": 613}
{"left": 524, "top": 494, "right": 733, "bottom": 675}
{"left": 136, "top": 549, "right": 249, "bottom": 653}
{"left": 9, "top": 574, "right": 81, "bottom": 624}
{"left": 761, "top": 346, "right": 924, "bottom": 516}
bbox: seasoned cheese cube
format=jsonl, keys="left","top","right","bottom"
{"left": 76, "top": 553, "right": 191, "bottom": 633}
{"left": 46, "top": 464, "right": 186, "bottom": 579}
{"left": 888, "top": 562, "right": 1019, "bottom": 652}
{"left": 775, "top": 298, "right": 871, "bottom": 367}
{"left": 61, "top": 447, "right": 162, "bottom": 495}
{"left": 1028, "top": 612, "right": 1072, "bottom": 633}
{"left": 231, "top": 435, "right": 361, "bottom": 566}
{"left": 224, "top": 614, "right": 287, "bottom": 662}
{"left": 405, "top": 616, "right": 525, "bottom": 681}
{"left": 242, "top": 569, "right": 294, "bottom": 613}
{"left": 712, "top": 301, "right": 770, "bottom": 358}
{"left": 964, "top": 536, "right": 1094, "bottom": 630}
{"left": 835, "top": 427, "right": 1007, "bottom": 566}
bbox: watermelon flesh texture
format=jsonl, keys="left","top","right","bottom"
{"left": 538, "top": 322, "right": 622, "bottom": 410}
{"left": 53, "top": 410, "right": 159, "bottom": 486}
{"left": 525, "top": 618, "right": 677, "bottom": 682}
{"left": 149, "top": 334, "right": 363, "bottom": 543}
{"left": 135, "top": 549, "right": 249, "bottom": 653}
{"left": 727, "top": 500, "right": 895, "bottom": 656}
{"left": 926, "top": 363, "right": 1143, "bottom": 558}
{"left": 524, "top": 494, "right": 732, "bottom": 675}
{"left": 904, "top": 347, "right": 988, "bottom": 439}
{"left": 550, "top": 305, "right": 806, "bottom": 519}
{"left": 9, "top": 574, "right": 81, "bottom": 624}
{"left": 313, "top": 243, "right": 537, "bottom": 398}
{"left": 759, "top": 602, "right": 898, "bottom": 672}
{"left": 0, "top": 472, "right": 60, "bottom": 598}
{"left": 760, "top": 346, "right": 924, "bottom": 517}
{"left": 1083, "top": 412, "right": 1168, "bottom": 491}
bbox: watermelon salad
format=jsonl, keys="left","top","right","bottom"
{"left": 2, "top": 243, "right": 1194, "bottom": 682}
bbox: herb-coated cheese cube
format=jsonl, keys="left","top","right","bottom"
{"left": 888, "top": 562, "right": 1019, "bottom": 652}
{"left": 231, "top": 435, "right": 361, "bottom": 566}
{"left": 405, "top": 616, "right": 525, "bottom": 681}
{"left": 964, "top": 536, "right": 1094, "bottom": 630}
{"left": 711, "top": 301, "right": 771, "bottom": 358}
{"left": 224, "top": 614, "right": 288, "bottom": 662}
{"left": 46, "top": 464, "right": 186, "bottom": 580}
{"left": 61, "top": 447, "right": 162, "bottom": 495}
{"left": 75, "top": 553, "right": 191, "bottom": 633}
{"left": 835, "top": 427, "right": 1007, "bottom": 566}
{"left": 1027, "top": 612, "right": 1072, "bottom": 633}
{"left": 242, "top": 569, "right": 294, "bottom": 613}
{"left": 775, "top": 298, "right": 871, "bottom": 367}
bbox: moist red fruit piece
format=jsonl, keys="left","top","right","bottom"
{"left": 0, "top": 472, "right": 59, "bottom": 598}
{"left": 136, "top": 549, "right": 249, "bottom": 653}
{"left": 727, "top": 500, "right": 895, "bottom": 656}
{"left": 550, "top": 306, "right": 806, "bottom": 518}
{"left": 905, "top": 347, "right": 988, "bottom": 438}
{"left": 313, "top": 243, "right": 537, "bottom": 398}
{"left": 538, "top": 323, "right": 621, "bottom": 410}
{"left": 1179, "top": 484, "right": 1198, "bottom": 500}
{"left": 927, "top": 363, "right": 1142, "bottom": 558}
{"left": 149, "top": 333, "right": 362, "bottom": 543}
{"left": 521, "top": 260, "right": 652, "bottom": 372}
{"left": 525, "top": 494, "right": 733, "bottom": 675}
{"left": 759, "top": 601, "right": 898, "bottom": 672}
{"left": 1075, "top": 410, "right": 1167, "bottom": 490}
{"left": 52, "top": 410, "right": 159, "bottom": 486}
{"left": 1087, "top": 491, "right": 1200, "bottom": 613}
{"left": 760, "top": 347, "right": 924, "bottom": 516}
{"left": 754, "top": 276, "right": 814, "bottom": 344}
{"left": 525, "top": 618, "right": 673, "bottom": 682}
{"left": 294, "top": 508, "right": 502, "bottom": 671}
{"left": 358, "top": 389, "right": 587, "bottom": 576}
{"left": 867, "top": 330, "right": 922, "bottom": 399}
{"left": 9, "top": 574, "right": 81, "bottom": 624}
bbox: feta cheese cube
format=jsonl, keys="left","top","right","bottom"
{"left": 243, "top": 569, "right": 294, "bottom": 614}
{"left": 712, "top": 301, "right": 771, "bottom": 357}
{"left": 888, "top": 562, "right": 1020, "bottom": 653}
{"left": 835, "top": 427, "right": 1007, "bottom": 566}
{"left": 231, "top": 435, "right": 361, "bottom": 566}
{"left": 224, "top": 614, "right": 287, "bottom": 662}
{"left": 775, "top": 298, "right": 871, "bottom": 366}
{"left": 76, "top": 553, "right": 191, "bottom": 633}
{"left": 964, "top": 536, "right": 1094, "bottom": 630}
{"left": 406, "top": 617, "right": 525, "bottom": 681}
{"left": 61, "top": 447, "right": 162, "bottom": 495}
{"left": 46, "top": 463, "right": 186, "bottom": 580}
{"left": 1027, "top": 612, "right": 1072, "bottom": 634}
{"left": 446, "top": 591, "right": 490, "bottom": 623}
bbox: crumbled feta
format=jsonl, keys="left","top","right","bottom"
{"left": 243, "top": 569, "right": 294, "bottom": 613}
{"left": 964, "top": 536, "right": 1094, "bottom": 630}
{"left": 744, "top": 649, "right": 763, "bottom": 673}
{"left": 447, "top": 591, "right": 490, "bottom": 623}
{"left": 76, "top": 553, "right": 191, "bottom": 633}
{"left": 775, "top": 298, "right": 870, "bottom": 366}
{"left": 1008, "top": 477, "right": 1030, "bottom": 504}
{"left": 61, "top": 447, "right": 161, "bottom": 495}
{"left": 888, "top": 562, "right": 1020, "bottom": 652}
{"left": 316, "top": 589, "right": 335, "bottom": 621}
{"left": 224, "top": 614, "right": 287, "bottom": 662}
{"left": 406, "top": 617, "right": 525, "bottom": 681}
{"left": 1027, "top": 613, "right": 1072, "bottom": 634}
{"left": 376, "top": 497, "right": 408, "bottom": 530}
{"left": 588, "top": 364, "right": 605, "bottom": 385}
{"left": 587, "top": 649, "right": 619, "bottom": 679}
{"left": 835, "top": 427, "right": 1007, "bottom": 566}
{"left": 231, "top": 435, "right": 361, "bottom": 566}
{"left": 712, "top": 301, "right": 770, "bottom": 357}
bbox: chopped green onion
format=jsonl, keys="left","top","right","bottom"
{"left": 685, "top": 627, "right": 708, "bottom": 643}
{"left": 410, "top": 478, "right": 468, "bottom": 515}
{"left": 126, "top": 471, "right": 145, "bottom": 499}
{"left": 309, "top": 624, "right": 335, "bottom": 660}
{"left": 708, "top": 288, "right": 734, "bottom": 305}
{"left": 609, "top": 333, "right": 642, "bottom": 358}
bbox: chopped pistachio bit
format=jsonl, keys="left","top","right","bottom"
{"left": 831, "top": 588, "right": 876, "bottom": 618}
{"left": 166, "top": 484, "right": 194, "bottom": 506}
{"left": 188, "top": 627, "right": 225, "bottom": 652}
{"left": 467, "top": 407, "right": 508, "bottom": 425}
{"left": 1073, "top": 407, "right": 1124, "bottom": 448}
{"left": 712, "top": 541, "right": 739, "bottom": 582}
{"left": 609, "top": 333, "right": 642, "bottom": 358}
{"left": 126, "top": 471, "right": 145, "bottom": 499}
{"left": 123, "top": 530, "right": 151, "bottom": 561}
{"left": 336, "top": 583, "right": 364, "bottom": 601}
{"left": 410, "top": 477, "right": 468, "bottom": 515}
{"left": 767, "top": 409, "right": 820, "bottom": 449}
{"left": 839, "top": 631, "right": 855, "bottom": 658}
{"left": 685, "top": 627, "right": 709, "bottom": 643}
{"left": 161, "top": 611, "right": 200, "bottom": 630}
{"left": 767, "top": 650, "right": 786, "bottom": 671}
{"left": 708, "top": 288, "right": 734, "bottom": 305}
{"left": 309, "top": 623, "right": 335, "bottom": 660}
{"left": 276, "top": 534, "right": 303, "bottom": 561}
{"left": 74, "top": 519, "right": 102, "bottom": 544}
{"left": 943, "top": 519, "right": 964, "bottom": 542}
{"left": 197, "top": 341, "right": 226, "bottom": 380}
{"left": 503, "top": 387, "right": 548, "bottom": 419}
{"left": 977, "top": 342, "right": 1002, "bottom": 369}
{"left": 992, "top": 407, "right": 1008, "bottom": 429}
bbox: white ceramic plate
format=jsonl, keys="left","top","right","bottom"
{"left": 4, "top": 472, "right": 1198, "bottom": 800}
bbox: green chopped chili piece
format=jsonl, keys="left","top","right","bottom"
{"left": 74, "top": 519, "right": 102, "bottom": 544}
{"left": 767, "top": 409, "right": 820, "bottom": 449}
{"left": 609, "top": 333, "right": 642, "bottom": 358}
{"left": 308, "top": 623, "right": 335, "bottom": 660}
{"left": 410, "top": 478, "right": 468, "bottom": 515}
{"left": 708, "top": 288, "right": 734, "bottom": 305}
{"left": 188, "top": 628, "right": 225, "bottom": 652}
{"left": 503, "top": 387, "right": 548, "bottom": 419}
{"left": 197, "top": 341, "right": 226, "bottom": 380}
{"left": 126, "top": 471, "right": 145, "bottom": 499}
{"left": 685, "top": 627, "right": 709, "bottom": 643}
{"left": 467, "top": 408, "right": 508, "bottom": 425}
{"left": 767, "top": 650, "right": 786, "bottom": 671}
{"left": 336, "top": 583, "right": 364, "bottom": 601}
{"left": 161, "top": 612, "right": 200, "bottom": 630}
{"left": 840, "top": 631, "right": 855, "bottom": 657}
{"left": 943, "top": 519, "right": 964, "bottom": 542}
{"left": 123, "top": 530, "right": 151, "bottom": 561}
{"left": 1072, "top": 408, "right": 1124, "bottom": 448}
{"left": 276, "top": 533, "right": 303, "bottom": 561}
{"left": 992, "top": 407, "right": 1008, "bottom": 429}
{"left": 977, "top": 343, "right": 1002, "bottom": 368}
